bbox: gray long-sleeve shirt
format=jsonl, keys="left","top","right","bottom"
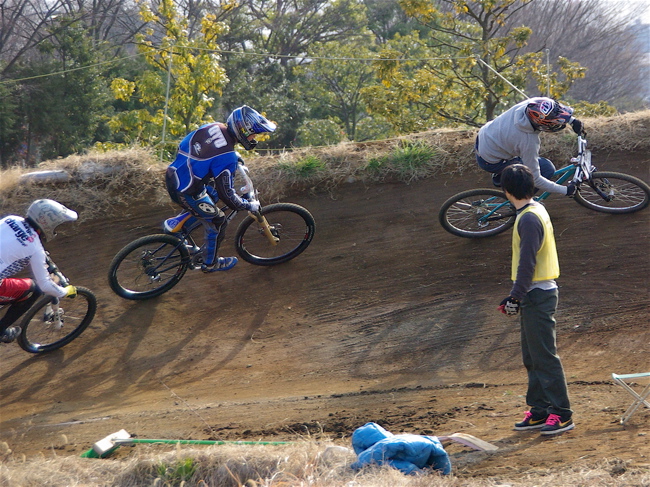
{"left": 477, "top": 98, "right": 568, "bottom": 195}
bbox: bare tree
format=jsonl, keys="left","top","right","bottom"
{"left": 510, "top": 0, "right": 649, "bottom": 108}
{"left": 55, "top": 0, "right": 146, "bottom": 49}
{"left": 243, "top": 0, "right": 368, "bottom": 66}
{"left": 0, "top": 0, "right": 147, "bottom": 77}
{"left": 0, "top": 0, "right": 67, "bottom": 74}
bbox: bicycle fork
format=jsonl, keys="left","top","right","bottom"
{"left": 588, "top": 179, "right": 614, "bottom": 202}
{"left": 251, "top": 212, "right": 279, "bottom": 246}
{"left": 44, "top": 300, "right": 64, "bottom": 330}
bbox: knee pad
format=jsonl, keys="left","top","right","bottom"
{"left": 538, "top": 158, "right": 556, "bottom": 179}
{"left": 180, "top": 190, "right": 219, "bottom": 219}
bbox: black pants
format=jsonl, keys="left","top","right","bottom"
{"left": 0, "top": 287, "right": 42, "bottom": 333}
{"left": 520, "top": 288, "right": 572, "bottom": 419}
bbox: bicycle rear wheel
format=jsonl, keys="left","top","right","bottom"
{"left": 575, "top": 171, "right": 650, "bottom": 213}
{"left": 235, "top": 203, "right": 315, "bottom": 265}
{"left": 108, "top": 234, "right": 190, "bottom": 300}
{"left": 17, "top": 287, "right": 96, "bottom": 353}
{"left": 438, "top": 189, "right": 516, "bottom": 238}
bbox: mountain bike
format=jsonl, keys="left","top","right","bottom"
{"left": 0, "top": 254, "right": 97, "bottom": 353}
{"left": 108, "top": 163, "right": 316, "bottom": 300}
{"left": 438, "top": 136, "right": 650, "bottom": 238}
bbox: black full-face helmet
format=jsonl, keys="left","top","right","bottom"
{"left": 226, "top": 105, "right": 277, "bottom": 150}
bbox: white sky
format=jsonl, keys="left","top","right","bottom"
{"left": 613, "top": 0, "right": 650, "bottom": 24}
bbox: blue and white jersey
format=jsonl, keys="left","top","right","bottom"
{"left": 166, "top": 122, "right": 252, "bottom": 211}
{"left": 0, "top": 215, "right": 67, "bottom": 297}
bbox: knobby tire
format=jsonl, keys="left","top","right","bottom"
{"left": 438, "top": 188, "right": 516, "bottom": 238}
{"left": 17, "top": 287, "right": 97, "bottom": 353}
{"left": 235, "top": 203, "right": 316, "bottom": 265}
{"left": 575, "top": 171, "right": 650, "bottom": 214}
{"left": 108, "top": 234, "right": 190, "bottom": 300}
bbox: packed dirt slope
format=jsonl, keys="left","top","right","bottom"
{"left": 0, "top": 149, "right": 648, "bottom": 479}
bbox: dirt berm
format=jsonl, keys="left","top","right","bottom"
{"left": 0, "top": 119, "right": 648, "bottom": 479}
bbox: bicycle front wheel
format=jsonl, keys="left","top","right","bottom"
{"left": 18, "top": 287, "right": 97, "bottom": 353}
{"left": 438, "top": 189, "right": 516, "bottom": 238}
{"left": 108, "top": 234, "right": 190, "bottom": 300}
{"left": 575, "top": 171, "right": 650, "bottom": 213}
{"left": 235, "top": 203, "right": 316, "bottom": 265}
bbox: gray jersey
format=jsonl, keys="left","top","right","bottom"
{"left": 477, "top": 98, "right": 567, "bottom": 195}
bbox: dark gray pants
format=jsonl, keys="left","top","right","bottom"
{"left": 520, "top": 288, "right": 572, "bottom": 419}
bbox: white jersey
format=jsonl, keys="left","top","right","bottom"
{"left": 0, "top": 215, "right": 67, "bottom": 298}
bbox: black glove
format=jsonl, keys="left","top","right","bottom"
{"left": 570, "top": 119, "right": 584, "bottom": 136}
{"left": 566, "top": 181, "right": 578, "bottom": 198}
{"left": 498, "top": 296, "right": 520, "bottom": 316}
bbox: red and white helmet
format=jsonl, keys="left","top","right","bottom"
{"left": 525, "top": 98, "right": 574, "bottom": 132}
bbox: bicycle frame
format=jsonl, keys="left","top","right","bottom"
{"left": 43, "top": 254, "right": 69, "bottom": 329}
{"left": 474, "top": 136, "right": 594, "bottom": 226}
{"left": 0, "top": 254, "right": 67, "bottom": 330}
{"left": 147, "top": 163, "right": 280, "bottom": 274}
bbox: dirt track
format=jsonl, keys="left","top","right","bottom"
{"left": 0, "top": 150, "right": 648, "bottom": 478}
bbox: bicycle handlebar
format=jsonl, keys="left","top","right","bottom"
{"left": 45, "top": 254, "right": 69, "bottom": 287}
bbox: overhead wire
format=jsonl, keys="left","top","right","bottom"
{"left": 0, "top": 43, "right": 476, "bottom": 85}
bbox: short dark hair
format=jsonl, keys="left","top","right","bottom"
{"left": 501, "top": 164, "right": 535, "bottom": 200}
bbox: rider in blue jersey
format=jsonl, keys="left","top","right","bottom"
{"left": 165, "top": 106, "right": 276, "bottom": 272}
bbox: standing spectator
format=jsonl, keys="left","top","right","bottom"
{"left": 498, "top": 164, "right": 574, "bottom": 436}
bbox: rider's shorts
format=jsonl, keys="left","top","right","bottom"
{"left": 0, "top": 278, "right": 35, "bottom": 304}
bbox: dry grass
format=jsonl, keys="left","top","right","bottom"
{"left": 0, "top": 147, "right": 167, "bottom": 221}
{"left": 0, "top": 441, "right": 648, "bottom": 486}
{"left": 2, "top": 110, "right": 648, "bottom": 221}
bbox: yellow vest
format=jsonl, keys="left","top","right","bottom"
{"left": 511, "top": 204, "right": 560, "bottom": 281}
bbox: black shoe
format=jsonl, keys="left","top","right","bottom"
{"left": 514, "top": 411, "right": 548, "bottom": 431}
{"left": 491, "top": 173, "right": 502, "bottom": 187}
{"left": 0, "top": 326, "right": 21, "bottom": 343}
{"left": 540, "top": 414, "right": 574, "bottom": 436}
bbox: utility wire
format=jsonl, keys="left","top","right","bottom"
{"left": 0, "top": 43, "right": 475, "bottom": 85}
{"left": 0, "top": 52, "right": 143, "bottom": 85}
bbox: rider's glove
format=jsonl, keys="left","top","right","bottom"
{"left": 566, "top": 181, "right": 578, "bottom": 198}
{"left": 64, "top": 285, "right": 77, "bottom": 298}
{"left": 248, "top": 201, "right": 260, "bottom": 213}
{"left": 498, "top": 296, "right": 520, "bottom": 316}
{"left": 570, "top": 119, "right": 585, "bottom": 136}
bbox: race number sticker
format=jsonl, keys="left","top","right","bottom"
{"left": 206, "top": 125, "right": 227, "bottom": 149}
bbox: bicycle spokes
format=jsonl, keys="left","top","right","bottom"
{"left": 438, "top": 189, "right": 516, "bottom": 238}
{"left": 42, "top": 303, "right": 65, "bottom": 329}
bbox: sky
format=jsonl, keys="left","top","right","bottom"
{"left": 614, "top": 0, "right": 650, "bottom": 24}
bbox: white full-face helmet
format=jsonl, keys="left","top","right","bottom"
{"left": 25, "top": 199, "right": 78, "bottom": 242}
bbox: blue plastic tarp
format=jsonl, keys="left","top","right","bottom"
{"left": 350, "top": 422, "right": 452, "bottom": 475}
